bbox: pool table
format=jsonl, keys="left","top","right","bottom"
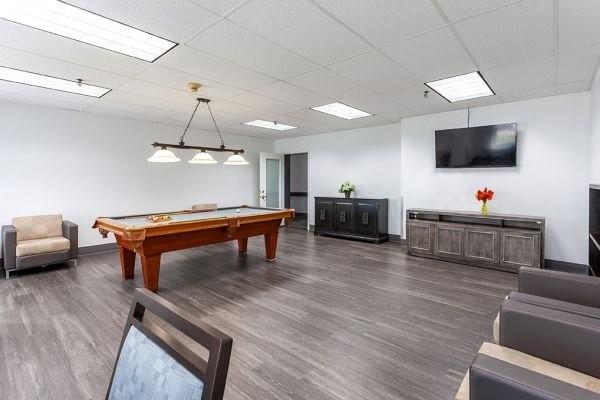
{"left": 93, "top": 206, "right": 294, "bottom": 291}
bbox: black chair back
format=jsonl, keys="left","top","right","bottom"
{"left": 106, "top": 289, "right": 232, "bottom": 400}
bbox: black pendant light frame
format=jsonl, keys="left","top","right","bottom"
{"left": 151, "top": 98, "right": 245, "bottom": 155}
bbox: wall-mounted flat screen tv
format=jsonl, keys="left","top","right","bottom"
{"left": 435, "top": 123, "right": 517, "bottom": 168}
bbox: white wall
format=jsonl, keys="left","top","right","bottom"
{"left": 275, "top": 124, "right": 404, "bottom": 235}
{"left": 590, "top": 66, "right": 600, "bottom": 184}
{"left": 0, "top": 101, "right": 274, "bottom": 249}
{"left": 402, "top": 93, "right": 590, "bottom": 264}
{"left": 276, "top": 92, "right": 590, "bottom": 263}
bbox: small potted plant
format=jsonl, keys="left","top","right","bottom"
{"left": 475, "top": 187, "right": 494, "bottom": 215}
{"left": 339, "top": 181, "right": 356, "bottom": 199}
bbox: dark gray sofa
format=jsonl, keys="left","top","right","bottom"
{"left": 2, "top": 214, "right": 78, "bottom": 279}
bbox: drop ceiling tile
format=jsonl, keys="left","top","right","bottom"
{"left": 157, "top": 45, "right": 277, "bottom": 91}
{"left": 66, "top": 0, "right": 219, "bottom": 42}
{"left": 228, "top": 92, "right": 304, "bottom": 114}
{"left": 382, "top": 85, "right": 454, "bottom": 115}
{"left": 450, "top": 94, "right": 502, "bottom": 110}
{"left": 436, "top": 0, "right": 521, "bottom": 22}
{"left": 499, "top": 85, "right": 556, "bottom": 103}
{"left": 351, "top": 115, "right": 394, "bottom": 128}
{"left": 379, "top": 108, "right": 418, "bottom": 123}
{"left": 381, "top": 27, "right": 475, "bottom": 82}
{"left": 556, "top": 80, "right": 591, "bottom": 94}
{"left": 207, "top": 99, "right": 271, "bottom": 118}
{"left": 165, "top": 108, "right": 250, "bottom": 129}
{"left": 134, "top": 65, "right": 246, "bottom": 100}
{"left": 327, "top": 51, "right": 418, "bottom": 93}
{"left": 557, "top": 44, "right": 600, "bottom": 85}
{"left": 0, "top": 81, "right": 98, "bottom": 110}
{"left": 84, "top": 105, "right": 173, "bottom": 123}
{"left": 254, "top": 81, "right": 334, "bottom": 107}
{"left": 117, "top": 80, "right": 194, "bottom": 106}
{"left": 187, "top": 20, "right": 318, "bottom": 79}
{"left": 0, "top": 46, "right": 129, "bottom": 89}
{"left": 454, "top": 0, "right": 554, "bottom": 68}
{"left": 558, "top": 0, "right": 600, "bottom": 52}
{"left": 99, "top": 90, "right": 189, "bottom": 114}
{"left": 286, "top": 108, "right": 366, "bottom": 130}
{"left": 228, "top": 0, "right": 370, "bottom": 65}
{"left": 0, "top": 20, "right": 149, "bottom": 76}
{"left": 314, "top": 0, "right": 445, "bottom": 46}
{"left": 482, "top": 57, "right": 554, "bottom": 94}
{"left": 287, "top": 68, "right": 400, "bottom": 114}
{"left": 187, "top": 0, "right": 248, "bottom": 16}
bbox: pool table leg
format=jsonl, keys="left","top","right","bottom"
{"left": 264, "top": 232, "right": 278, "bottom": 261}
{"left": 140, "top": 254, "right": 161, "bottom": 292}
{"left": 118, "top": 245, "right": 135, "bottom": 280}
{"left": 238, "top": 238, "right": 248, "bottom": 254}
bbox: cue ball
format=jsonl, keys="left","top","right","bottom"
{"left": 235, "top": 208, "right": 241, "bottom": 213}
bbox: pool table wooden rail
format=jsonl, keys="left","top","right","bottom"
{"left": 93, "top": 207, "right": 294, "bottom": 291}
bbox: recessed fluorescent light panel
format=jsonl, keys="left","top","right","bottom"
{"left": 425, "top": 71, "right": 494, "bottom": 103}
{"left": 244, "top": 120, "right": 297, "bottom": 131}
{"left": 310, "top": 102, "right": 372, "bottom": 120}
{"left": 0, "top": 66, "right": 110, "bottom": 97}
{"left": 0, "top": 0, "right": 177, "bottom": 62}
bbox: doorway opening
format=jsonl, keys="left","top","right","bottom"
{"left": 284, "top": 153, "right": 309, "bottom": 230}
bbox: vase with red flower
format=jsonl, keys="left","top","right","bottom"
{"left": 476, "top": 187, "right": 494, "bottom": 215}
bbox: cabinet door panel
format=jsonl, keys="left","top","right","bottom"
{"left": 435, "top": 224, "right": 464, "bottom": 258}
{"left": 408, "top": 222, "right": 434, "bottom": 254}
{"left": 501, "top": 232, "right": 540, "bottom": 268}
{"left": 356, "top": 201, "right": 377, "bottom": 236}
{"left": 465, "top": 228, "right": 499, "bottom": 264}
{"left": 333, "top": 200, "right": 355, "bottom": 232}
{"left": 315, "top": 199, "right": 333, "bottom": 231}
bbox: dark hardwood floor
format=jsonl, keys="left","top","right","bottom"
{"left": 0, "top": 228, "right": 516, "bottom": 400}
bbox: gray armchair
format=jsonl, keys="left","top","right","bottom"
{"left": 2, "top": 214, "right": 78, "bottom": 279}
{"left": 456, "top": 267, "right": 600, "bottom": 399}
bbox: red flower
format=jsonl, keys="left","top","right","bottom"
{"left": 476, "top": 187, "right": 494, "bottom": 202}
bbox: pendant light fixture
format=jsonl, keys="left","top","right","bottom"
{"left": 148, "top": 82, "right": 249, "bottom": 165}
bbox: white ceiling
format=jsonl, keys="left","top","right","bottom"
{"left": 0, "top": 0, "right": 599, "bottom": 139}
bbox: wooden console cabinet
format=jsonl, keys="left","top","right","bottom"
{"left": 407, "top": 209, "right": 545, "bottom": 272}
{"left": 315, "top": 197, "right": 388, "bottom": 243}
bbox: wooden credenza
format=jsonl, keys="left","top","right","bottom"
{"left": 315, "top": 197, "right": 388, "bottom": 243}
{"left": 406, "top": 209, "right": 545, "bottom": 272}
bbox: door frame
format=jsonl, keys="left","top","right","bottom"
{"left": 259, "top": 152, "right": 284, "bottom": 208}
{"left": 283, "top": 152, "right": 310, "bottom": 231}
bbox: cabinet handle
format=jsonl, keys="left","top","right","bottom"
{"left": 319, "top": 209, "right": 327, "bottom": 221}
{"left": 361, "top": 212, "right": 369, "bottom": 225}
{"left": 340, "top": 211, "right": 346, "bottom": 223}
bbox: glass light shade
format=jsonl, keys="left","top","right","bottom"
{"left": 224, "top": 153, "right": 249, "bottom": 166}
{"left": 189, "top": 150, "right": 217, "bottom": 164}
{"left": 147, "top": 148, "right": 181, "bottom": 163}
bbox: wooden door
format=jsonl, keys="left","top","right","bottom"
{"left": 407, "top": 221, "right": 435, "bottom": 254}
{"left": 465, "top": 227, "right": 500, "bottom": 264}
{"left": 355, "top": 201, "right": 377, "bottom": 237}
{"left": 434, "top": 224, "right": 464, "bottom": 258}
{"left": 501, "top": 231, "right": 541, "bottom": 268}
{"left": 315, "top": 199, "right": 334, "bottom": 231}
{"left": 333, "top": 200, "right": 355, "bottom": 233}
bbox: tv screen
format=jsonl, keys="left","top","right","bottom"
{"left": 435, "top": 123, "right": 517, "bottom": 168}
